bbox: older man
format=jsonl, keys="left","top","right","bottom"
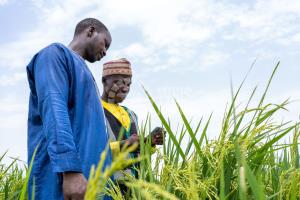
{"left": 26, "top": 18, "right": 112, "bottom": 200}
{"left": 100, "top": 58, "right": 165, "bottom": 194}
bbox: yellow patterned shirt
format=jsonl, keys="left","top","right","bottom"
{"left": 101, "top": 100, "right": 131, "bottom": 132}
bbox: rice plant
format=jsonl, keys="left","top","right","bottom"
{"left": 1, "top": 63, "right": 299, "bottom": 199}
{"left": 0, "top": 152, "right": 25, "bottom": 200}
{"left": 100, "top": 63, "right": 300, "bottom": 200}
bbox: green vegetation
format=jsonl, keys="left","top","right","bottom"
{"left": 1, "top": 63, "right": 299, "bottom": 199}
{"left": 0, "top": 153, "right": 25, "bottom": 199}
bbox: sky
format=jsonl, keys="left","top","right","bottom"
{"left": 0, "top": 0, "right": 299, "bottom": 163}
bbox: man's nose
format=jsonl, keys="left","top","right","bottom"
{"left": 121, "top": 85, "right": 129, "bottom": 92}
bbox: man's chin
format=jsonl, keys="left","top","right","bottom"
{"left": 115, "top": 96, "right": 126, "bottom": 103}
{"left": 115, "top": 99, "right": 125, "bottom": 103}
{"left": 89, "top": 59, "right": 97, "bottom": 63}
{"left": 86, "top": 56, "right": 99, "bottom": 63}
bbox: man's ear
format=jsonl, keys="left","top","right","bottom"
{"left": 87, "top": 26, "right": 95, "bottom": 37}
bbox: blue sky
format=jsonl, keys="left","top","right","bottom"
{"left": 0, "top": 0, "right": 299, "bottom": 162}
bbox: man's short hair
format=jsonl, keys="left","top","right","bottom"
{"left": 74, "top": 18, "right": 108, "bottom": 36}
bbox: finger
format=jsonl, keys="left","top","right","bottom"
{"left": 64, "top": 194, "right": 70, "bottom": 200}
{"left": 72, "top": 194, "right": 84, "bottom": 200}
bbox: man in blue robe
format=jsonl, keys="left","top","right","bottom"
{"left": 26, "top": 18, "right": 113, "bottom": 200}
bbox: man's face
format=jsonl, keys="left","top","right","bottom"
{"left": 103, "top": 74, "right": 132, "bottom": 103}
{"left": 86, "top": 31, "right": 111, "bottom": 63}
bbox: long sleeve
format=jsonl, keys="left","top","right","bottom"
{"left": 34, "top": 46, "right": 82, "bottom": 173}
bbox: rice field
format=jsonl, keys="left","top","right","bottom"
{"left": 1, "top": 64, "right": 299, "bottom": 199}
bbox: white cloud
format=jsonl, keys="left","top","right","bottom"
{"left": 268, "top": 89, "right": 300, "bottom": 122}
{"left": 291, "top": 33, "right": 300, "bottom": 42}
{"left": 200, "top": 51, "right": 230, "bottom": 68}
{"left": 1, "top": 0, "right": 300, "bottom": 162}
{"left": 0, "top": 0, "right": 10, "bottom": 6}
{"left": 0, "top": 95, "right": 28, "bottom": 162}
{"left": 110, "top": 43, "right": 150, "bottom": 60}
{"left": 0, "top": 29, "right": 63, "bottom": 70}
{"left": 98, "top": 0, "right": 224, "bottom": 70}
{"left": 0, "top": 72, "right": 27, "bottom": 86}
{"left": 0, "top": 94, "right": 28, "bottom": 119}
{"left": 1, "top": 0, "right": 300, "bottom": 72}
{"left": 0, "top": 0, "right": 99, "bottom": 70}
{"left": 229, "top": 0, "right": 300, "bottom": 43}
{"left": 101, "top": 0, "right": 300, "bottom": 71}
{"left": 278, "top": 32, "right": 300, "bottom": 45}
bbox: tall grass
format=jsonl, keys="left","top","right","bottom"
{"left": 0, "top": 152, "right": 25, "bottom": 199}
{"left": 1, "top": 63, "right": 299, "bottom": 199}
{"left": 100, "top": 63, "right": 299, "bottom": 199}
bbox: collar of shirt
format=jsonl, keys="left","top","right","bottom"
{"left": 101, "top": 99, "right": 131, "bottom": 131}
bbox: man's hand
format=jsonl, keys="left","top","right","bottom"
{"left": 149, "top": 127, "right": 165, "bottom": 146}
{"left": 124, "top": 133, "right": 139, "bottom": 146}
{"left": 63, "top": 172, "right": 87, "bottom": 200}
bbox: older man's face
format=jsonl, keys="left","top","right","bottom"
{"left": 103, "top": 74, "right": 131, "bottom": 103}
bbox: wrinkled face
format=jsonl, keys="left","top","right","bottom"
{"left": 103, "top": 74, "right": 132, "bottom": 103}
{"left": 86, "top": 30, "right": 111, "bottom": 63}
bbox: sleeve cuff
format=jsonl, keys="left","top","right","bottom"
{"left": 110, "top": 141, "right": 120, "bottom": 159}
{"left": 150, "top": 146, "right": 157, "bottom": 154}
{"left": 50, "top": 152, "right": 82, "bottom": 173}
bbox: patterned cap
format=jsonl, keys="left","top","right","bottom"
{"left": 102, "top": 58, "right": 132, "bottom": 77}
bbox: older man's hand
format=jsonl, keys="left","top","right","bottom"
{"left": 125, "top": 133, "right": 139, "bottom": 146}
{"left": 149, "top": 127, "right": 165, "bottom": 146}
{"left": 63, "top": 172, "right": 87, "bottom": 200}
